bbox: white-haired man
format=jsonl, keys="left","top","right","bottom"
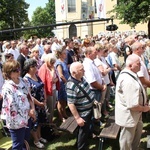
{"left": 66, "top": 62, "right": 94, "bottom": 150}
{"left": 115, "top": 54, "right": 150, "bottom": 150}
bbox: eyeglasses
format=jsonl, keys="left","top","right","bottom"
{"left": 12, "top": 68, "right": 21, "bottom": 73}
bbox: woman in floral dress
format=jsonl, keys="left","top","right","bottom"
{"left": 23, "top": 58, "right": 47, "bottom": 149}
{"left": 1, "top": 60, "right": 35, "bottom": 150}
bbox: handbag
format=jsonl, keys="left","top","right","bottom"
{"left": 68, "top": 80, "right": 102, "bottom": 119}
{"left": 41, "top": 124, "right": 59, "bottom": 141}
{"left": 93, "top": 100, "right": 102, "bottom": 119}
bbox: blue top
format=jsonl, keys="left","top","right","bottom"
{"left": 55, "top": 60, "right": 70, "bottom": 82}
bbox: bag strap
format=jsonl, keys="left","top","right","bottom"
{"left": 121, "top": 72, "right": 145, "bottom": 106}
{"left": 67, "top": 79, "right": 93, "bottom": 103}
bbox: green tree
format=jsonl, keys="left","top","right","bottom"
{"left": 109, "top": 0, "right": 150, "bottom": 38}
{"left": 30, "top": 0, "right": 55, "bottom": 38}
{"left": 0, "top": 0, "right": 29, "bottom": 40}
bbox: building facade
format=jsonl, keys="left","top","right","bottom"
{"left": 54, "top": 0, "right": 147, "bottom": 39}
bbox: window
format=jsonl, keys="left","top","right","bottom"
{"left": 68, "top": 0, "right": 76, "bottom": 12}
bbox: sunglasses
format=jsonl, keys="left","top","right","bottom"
{"left": 12, "top": 68, "right": 21, "bottom": 73}
{"left": 5, "top": 55, "right": 13, "bottom": 59}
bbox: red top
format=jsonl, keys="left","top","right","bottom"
{"left": 38, "top": 63, "right": 60, "bottom": 96}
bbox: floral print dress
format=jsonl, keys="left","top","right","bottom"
{"left": 1, "top": 78, "right": 30, "bottom": 129}
{"left": 24, "top": 75, "right": 47, "bottom": 123}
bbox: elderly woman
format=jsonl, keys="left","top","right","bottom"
{"left": 23, "top": 58, "right": 47, "bottom": 149}
{"left": 30, "top": 46, "right": 43, "bottom": 69}
{"left": 55, "top": 46, "right": 70, "bottom": 122}
{"left": 38, "top": 53, "right": 60, "bottom": 123}
{"left": 1, "top": 60, "right": 35, "bottom": 150}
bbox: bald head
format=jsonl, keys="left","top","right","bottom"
{"left": 70, "top": 62, "right": 82, "bottom": 75}
{"left": 126, "top": 54, "right": 139, "bottom": 67}
{"left": 126, "top": 54, "right": 141, "bottom": 73}
{"left": 70, "top": 62, "right": 84, "bottom": 80}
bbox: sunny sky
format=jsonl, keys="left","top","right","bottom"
{"left": 25, "top": 0, "right": 48, "bottom": 20}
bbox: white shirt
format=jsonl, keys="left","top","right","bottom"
{"left": 94, "top": 57, "right": 110, "bottom": 85}
{"left": 36, "top": 44, "right": 44, "bottom": 57}
{"left": 132, "top": 54, "right": 149, "bottom": 86}
{"left": 83, "top": 57, "right": 103, "bottom": 89}
{"left": 9, "top": 48, "right": 20, "bottom": 60}
{"left": 51, "top": 42, "right": 60, "bottom": 54}
{"left": 115, "top": 69, "right": 147, "bottom": 127}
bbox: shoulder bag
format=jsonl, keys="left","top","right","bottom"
{"left": 67, "top": 80, "right": 101, "bottom": 119}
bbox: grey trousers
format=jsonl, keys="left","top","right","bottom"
{"left": 47, "top": 89, "right": 57, "bottom": 123}
{"left": 119, "top": 120, "right": 143, "bottom": 150}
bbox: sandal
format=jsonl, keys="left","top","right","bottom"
{"left": 39, "top": 137, "right": 47, "bottom": 143}
{"left": 34, "top": 141, "right": 45, "bottom": 149}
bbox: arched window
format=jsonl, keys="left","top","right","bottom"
{"left": 69, "top": 24, "right": 77, "bottom": 39}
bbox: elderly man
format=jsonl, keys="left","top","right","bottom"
{"left": 83, "top": 46, "right": 106, "bottom": 104}
{"left": 115, "top": 54, "right": 150, "bottom": 150}
{"left": 66, "top": 62, "right": 94, "bottom": 150}
{"left": 17, "top": 44, "right": 29, "bottom": 77}
{"left": 131, "top": 42, "right": 150, "bottom": 88}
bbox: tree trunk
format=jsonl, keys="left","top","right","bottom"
{"left": 148, "top": 20, "right": 150, "bottom": 39}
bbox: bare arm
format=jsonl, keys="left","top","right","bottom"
{"left": 130, "top": 105, "right": 150, "bottom": 112}
{"left": 68, "top": 103, "right": 85, "bottom": 127}
{"left": 114, "top": 64, "right": 121, "bottom": 71}
{"left": 98, "top": 65, "right": 111, "bottom": 76}
{"left": 57, "top": 65, "right": 67, "bottom": 83}
{"left": 139, "top": 77, "right": 150, "bottom": 87}
{"left": 91, "top": 81, "right": 106, "bottom": 91}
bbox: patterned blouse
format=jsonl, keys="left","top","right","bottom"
{"left": 1, "top": 78, "right": 30, "bottom": 129}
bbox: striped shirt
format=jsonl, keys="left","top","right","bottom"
{"left": 66, "top": 77, "right": 94, "bottom": 117}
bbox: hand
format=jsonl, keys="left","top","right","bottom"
{"left": 112, "top": 67, "right": 118, "bottom": 71}
{"left": 43, "top": 100, "right": 46, "bottom": 106}
{"left": 102, "top": 84, "right": 107, "bottom": 91}
{"left": 76, "top": 117, "right": 85, "bottom": 127}
{"left": 143, "top": 105, "right": 150, "bottom": 112}
{"left": 29, "top": 109, "right": 36, "bottom": 121}
{"left": 110, "top": 81, "right": 115, "bottom": 86}
{"left": 39, "top": 102, "right": 45, "bottom": 108}
{"left": 53, "top": 77, "right": 58, "bottom": 83}
{"left": 107, "top": 67, "right": 112, "bottom": 72}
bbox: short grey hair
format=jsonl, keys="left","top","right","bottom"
{"left": 70, "top": 62, "right": 82, "bottom": 75}
{"left": 126, "top": 54, "right": 139, "bottom": 67}
{"left": 23, "top": 58, "right": 37, "bottom": 73}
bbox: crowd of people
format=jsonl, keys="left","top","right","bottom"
{"left": 0, "top": 33, "right": 150, "bottom": 150}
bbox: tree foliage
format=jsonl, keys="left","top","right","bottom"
{"left": 30, "top": 0, "right": 55, "bottom": 38}
{"left": 0, "top": 0, "right": 56, "bottom": 40}
{"left": 0, "top": 0, "right": 29, "bottom": 40}
{"left": 109, "top": 0, "right": 150, "bottom": 38}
